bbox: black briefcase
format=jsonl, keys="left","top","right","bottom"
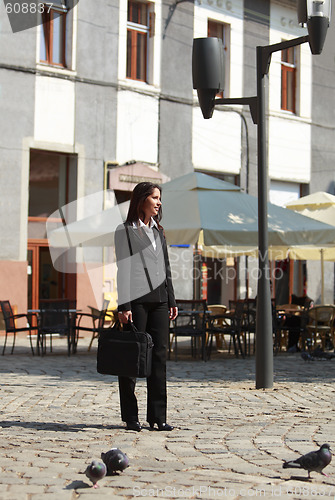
{"left": 97, "top": 321, "right": 154, "bottom": 378}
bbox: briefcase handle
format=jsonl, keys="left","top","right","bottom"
{"left": 115, "top": 319, "right": 138, "bottom": 332}
{"left": 128, "top": 320, "right": 139, "bottom": 333}
{"left": 127, "top": 320, "right": 154, "bottom": 348}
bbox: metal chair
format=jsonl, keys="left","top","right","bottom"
{"left": 235, "top": 299, "right": 257, "bottom": 356}
{"left": 207, "top": 301, "right": 245, "bottom": 359}
{"left": 304, "top": 305, "right": 335, "bottom": 351}
{"left": 74, "top": 299, "right": 112, "bottom": 352}
{"left": 0, "top": 300, "right": 37, "bottom": 355}
{"left": 37, "top": 299, "right": 73, "bottom": 356}
{"left": 169, "top": 299, "right": 208, "bottom": 361}
{"left": 273, "top": 307, "right": 288, "bottom": 354}
{"left": 207, "top": 305, "right": 229, "bottom": 352}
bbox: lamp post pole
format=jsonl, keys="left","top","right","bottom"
{"left": 255, "top": 45, "right": 273, "bottom": 388}
{"left": 254, "top": 36, "right": 309, "bottom": 388}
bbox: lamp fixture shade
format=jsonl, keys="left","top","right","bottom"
{"left": 307, "top": 14, "right": 329, "bottom": 53}
{"left": 298, "top": 1, "right": 331, "bottom": 54}
{"left": 192, "top": 37, "right": 225, "bottom": 119}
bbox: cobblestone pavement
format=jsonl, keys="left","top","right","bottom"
{"left": 1, "top": 335, "right": 335, "bottom": 499}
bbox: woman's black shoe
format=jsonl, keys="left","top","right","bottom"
{"left": 126, "top": 421, "right": 142, "bottom": 432}
{"left": 149, "top": 422, "right": 174, "bottom": 431}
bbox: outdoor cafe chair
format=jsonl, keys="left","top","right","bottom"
{"left": 232, "top": 297, "right": 278, "bottom": 355}
{"left": 169, "top": 299, "right": 208, "bottom": 361}
{"left": 207, "top": 305, "right": 229, "bottom": 352}
{"left": 74, "top": 299, "right": 112, "bottom": 352}
{"left": 231, "top": 299, "right": 258, "bottom": 356}
{"left": 37, "top": 299, "right": 73, "bottom": 356}
{"left": 304, "top": 305, "right": 335, "bottom": 351}
{"left": 0, "top": 300, "right": 37, "bottom": 355}
{"left": 207, "top": 301, "right": 245, "bottom": 359}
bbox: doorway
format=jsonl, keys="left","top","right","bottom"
{"left": 28, "top": 149, "right": 77, "bottom": 309}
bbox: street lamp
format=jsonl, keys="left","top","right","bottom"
{"left": 192, "top": 37, "right": 225, "bottom": 119}
{"left": 192, "top": 0, "right": 330, "bottom": 389}
{"left": 298, "top": 0, "right": 331, "bottom": 54}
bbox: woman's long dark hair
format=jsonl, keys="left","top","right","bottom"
{"left": 126, "top": 182, "right": 163, "bottom": 227}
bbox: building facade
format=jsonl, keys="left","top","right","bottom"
{"left": 0, "top": 0, "right": 334, "bottom": 313}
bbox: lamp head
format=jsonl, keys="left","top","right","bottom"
{"left": 297, "top": 0, "right": 331, "bottom": 54}
{"left": 192, "top": 37, "right": 225, "bottom": 119}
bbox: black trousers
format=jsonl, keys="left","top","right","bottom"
{"left": 118, "top": 301, "right": 169, "bottom": 424}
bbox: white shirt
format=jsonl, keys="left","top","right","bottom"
{"left": 132, "top": 218, "right": 157, "bottom": 250}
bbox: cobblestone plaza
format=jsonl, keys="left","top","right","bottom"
{"left": 0, "top": 336, "right": 335, "bottom": 499}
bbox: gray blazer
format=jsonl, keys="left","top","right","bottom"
{"left": 115, "top": 223, "right": 176, "bottom": 311}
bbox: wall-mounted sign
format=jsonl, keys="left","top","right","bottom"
{"left": 119, "top": 174, "right": 162, "bottom": 184}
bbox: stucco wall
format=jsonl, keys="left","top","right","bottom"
{"left": 159, "top": 0, "right": 194, "bottom": 178}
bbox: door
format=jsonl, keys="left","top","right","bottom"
{"left": 28, "top": 242, "right": 76, "bottom": 310}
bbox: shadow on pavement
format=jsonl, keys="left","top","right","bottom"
{"left": 65, "top": 480, "right": 91, "bottom": 490}
{"left": 0, "top": 351, "right": 335, "bottom": 385}
{"left": 0, "top": 420, "right": 124, "bottom": 432}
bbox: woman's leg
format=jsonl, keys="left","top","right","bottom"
{"left": 118, "top": 303, "right": 148, "bottom": 422}
{"left": 118, "top": 376, "right": 138, "bottom": 422}
{"left": 145, "top": 302, "right": 169, "bottom": 425}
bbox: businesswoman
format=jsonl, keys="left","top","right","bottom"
{"left": 115, "top": 182, "right": 178, "bottom": 432}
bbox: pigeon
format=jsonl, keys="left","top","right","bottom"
{"left": 311, "top": 347, "right": 335, "bottom": 360}
{"left": 301, "top": 352, "right": 313, "bottom": 362}
{"left": 101, "top": 448, "right": 129, "bottom": 475}
{"left": 84, "top": 460, "right": 107, "bottom": 488}
{"left": 283, "top": 443, "right": 332, "bottom": 478}
{"left": 301, "top": 348, "right": 335, "bottom": 362}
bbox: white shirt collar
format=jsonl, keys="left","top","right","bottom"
{"left": 133, "top": 218, "right": 157, "bottom": 229}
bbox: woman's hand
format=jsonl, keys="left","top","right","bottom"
{"left": 169, "top": 307, "right": 178, "bottom": 320}
{"left": 118, "top": 310, "right": 132, "bottom": 324}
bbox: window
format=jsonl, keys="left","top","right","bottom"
{"left": 208, "top": 20, "right": 229, "bottom": 97}
{"left": 40, "top": 3, "right": 67, "bottom": 66}
{"left": 127, "top": 0, "right": 150, "bottom": 82}
{"left": 281, "top": 45, "right": 296, "bottom": 113}
{"left": 208, "top": 19, "right": 226, "bottom": 43}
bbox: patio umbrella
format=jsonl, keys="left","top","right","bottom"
{"left": 161, "top": 178, "right": 335, "bottom": 305}
{"left": 285, "top": 192, "right": 335, "bottom": 303}
{"left": 161, "top": 184, "right": 335, "bottom": 249}
{"left": 285, "top": 192, "right": 335, "bottom": 259}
